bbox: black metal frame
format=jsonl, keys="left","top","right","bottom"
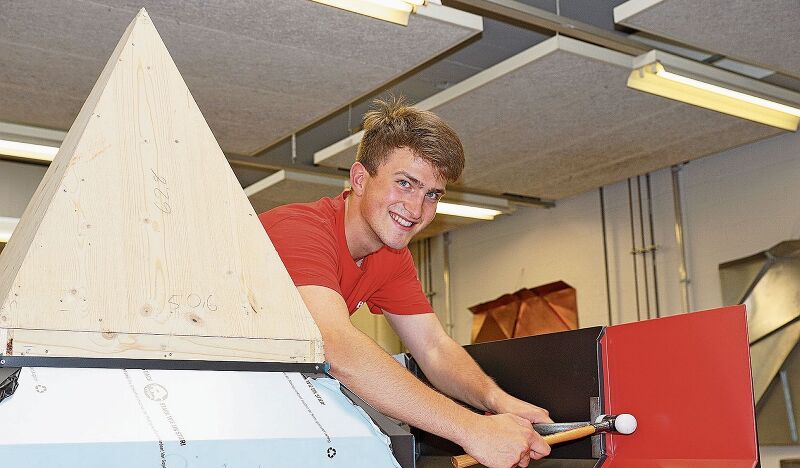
{"left": 0, "top": 367, "right": 20, "bottom": 404}
{"left": 410, "top": 327, "right": 607, "bottom": 466}
{"left": 0, "top": 355, "right": 329, "bottom": 374}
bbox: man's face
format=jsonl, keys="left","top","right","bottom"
{"left": 358, "top": 147, "right": 445, "bottom": 250}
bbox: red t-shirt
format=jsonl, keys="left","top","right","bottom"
{"left": 259, "top": 191, "right": 433, "bottom": 316}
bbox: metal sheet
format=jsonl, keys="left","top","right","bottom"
{"left": 720, "top": 240, "right": 800, "bottom": 402}
{"left": 0, "top": 368, "right": 401, "bottom": 467}
{"left": 757, "top": 340, "right": 800, "bottom": 445}
{"left": 750, "top": 321, "right": 800, "bottom": 404}
{"left": 601, "top": 306, "right": 758, "bottom": 467}
{"left": 744, "top": 259, "right": 800, "bottom": 343}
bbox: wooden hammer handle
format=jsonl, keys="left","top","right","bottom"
{"left": 451, "top": 424, "right": 597, "bottom": 467}
{"left": 543, "top": 424, "right": 596, "bottom": 445}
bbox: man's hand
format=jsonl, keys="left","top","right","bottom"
{"left": 490, "top": 392, "right": 553, "bottom": 424}
{"left": 384, "top": 311, "right": 554, "bottom": 464}
{"left": 461, "top": 413, "right": 551, "bottom": 468}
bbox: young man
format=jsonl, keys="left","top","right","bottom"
{"left": 260, "top": 98, "right": 551, "bottom": 468}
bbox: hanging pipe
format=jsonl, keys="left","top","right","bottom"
{"left": 671, "top": 164, "right": 691, "bottom": 313}
{"left": 627, "top": 179, "right": 642, "bottom": 321}
{"left": 636, "top": 176, "right": 652, "bottom": 320}
{"left": 645, "top": 173, "right": 661, "bottom": 318}
{"left": 599, "top": 187, "right": 613, "bottom": 326}
{"left": 443, "top": 232, "right": 454, "bottom": 338}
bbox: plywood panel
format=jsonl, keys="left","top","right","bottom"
{"left": 8, "top": 329, "right": 320, "bottom": 363}
{"left": 0, "top": 10, "right": 322, "bottom": 363}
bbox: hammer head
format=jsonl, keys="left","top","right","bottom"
{"left": 595, "top": 413, "right": 638, "bottom": 434}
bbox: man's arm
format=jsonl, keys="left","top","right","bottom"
{"left": 383, "top": 312, "right": 553, "bottom": 424}
{"left": 298, "top": 285, "right": 550, "bottom": 467}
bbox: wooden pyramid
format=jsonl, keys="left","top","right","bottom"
{"left": 0, "top": 9, "right": 323, "bottom": 363}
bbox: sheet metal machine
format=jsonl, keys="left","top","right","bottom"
{"left": 0, "top": 306, "right": 757, "bottom": 468}
{"left": 411, "top": 305, "right": 759, "bottom": 467}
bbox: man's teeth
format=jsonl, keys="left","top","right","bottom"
{"left": 391, "top": 213, "right": 413, "bottom": 227}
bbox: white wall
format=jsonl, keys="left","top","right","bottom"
{"left": 762, "top": 446, "right": 800, "bottom": 467}
{"left": 443, "top": 129, "right": 800, "bottom": 466}
{"left": 0, "top": 160, "right": 48, "bottom": 218}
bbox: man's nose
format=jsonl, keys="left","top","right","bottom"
{"left": 403, "top": 193, "right": 425, "bottom": 220}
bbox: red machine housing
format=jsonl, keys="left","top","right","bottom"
{"left": 601, "top": 305, "right": 758, "bottom": 467}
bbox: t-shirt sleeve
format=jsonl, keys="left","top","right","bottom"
{"left": 368, "top": 249, "right": 433, "bottom": 315}
{"left": 258, "top": 211, "right": 341, "bottom": 295}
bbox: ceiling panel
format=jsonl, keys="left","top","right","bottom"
{"left": 0, "top": 0, "right": 481, "bottom": 155}
{"left": 315, "top": 35, "right": 786, "bottom": 200}
{"left": 615, "top": 0, "right": 800, "bottom": 79}
{"left": 246, "top": 170, "right": 347, "bottom": 215}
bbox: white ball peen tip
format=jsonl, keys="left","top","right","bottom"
{"left": 614, "top": 413, "right": 637, "bottom": 434}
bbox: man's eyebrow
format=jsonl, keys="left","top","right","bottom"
{"left": 395, "top": 171, "right": 446, "bottom": 194}
{"left": 395, "top": 171, "right": 423, "bottom": 187}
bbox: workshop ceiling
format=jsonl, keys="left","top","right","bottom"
{"left": 315, "top": 35, "right": 785, "bottom": 201}
{"left": 615, "top": 0, "right": 800, "bottom": 80}
{"left": 0, "top": 0, "right": 481, "bottom": 156}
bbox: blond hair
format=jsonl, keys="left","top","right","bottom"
{"left": 356, "top": 97, "right": 464, "bottom": 183}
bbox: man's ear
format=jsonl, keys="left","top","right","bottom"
{"left": 350, "top": 162, "right": 369, "bottom": 196}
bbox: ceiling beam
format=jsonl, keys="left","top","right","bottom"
{"left": 443, "top": 0, "right": 649, "bottom": 56}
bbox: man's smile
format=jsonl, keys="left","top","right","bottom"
{"left": 390, "top": 212, "right": 416, "bottom": 230}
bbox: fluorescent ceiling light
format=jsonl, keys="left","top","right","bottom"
{"left": 436, "top": 201, "right": 502, "bottom": 220}
{"left": 0, "top": 139, "right": 59, "bottom": 162}
{"left": 311, "top": 0, "right": 422, "bottom": 26}
{"left": 628, "top": 61, "right": 800, "bottom": 131}
{"left": 0, "top": 217, "right": 19, "bottom": 243}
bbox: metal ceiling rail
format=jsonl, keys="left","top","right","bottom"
{"left": 442, "top": 0, "right": 650, "bottom": 56}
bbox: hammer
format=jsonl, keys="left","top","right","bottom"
{"left": 451, "top": 413, "right": 637, "bottom": 468}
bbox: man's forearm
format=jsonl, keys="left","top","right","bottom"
{"left": 325, "top": 325, "right": 480, "bottom": 446}
{"left": 413, "top": 335, "right": 552, "bottom": 426}
{"left": 414, "top": 335, "right": 504, "bottom": 413}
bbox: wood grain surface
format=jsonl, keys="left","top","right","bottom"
{"left": 0, "top": 10, "right": 323, "bottom": 363}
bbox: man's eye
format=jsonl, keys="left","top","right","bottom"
{"left": 398, "top": 180, "right": 411, "bottom": 188}
{"left": 426, "top": 192, "right": 441, "bottom": 201}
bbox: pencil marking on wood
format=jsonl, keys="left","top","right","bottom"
{"left": 150, "top": 169, "right": 171, "bottom": 214}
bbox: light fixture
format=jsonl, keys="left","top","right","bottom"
{"left": 436, "top": 201, "right": 502, "bottom": 220}
{"left": 628, "top": 51, "right": 800, "bottom": 132}
{"left": 0, "top": 122, "right": 65, "bottom": 163}
{"left": 310, "top": 0, "right": 425, "bottom": 26}
{"left": 0, "top": 139, "right": 59, "bottom": 162}
{"left": 0, "top": 217, "right": 19, "bottom": 243}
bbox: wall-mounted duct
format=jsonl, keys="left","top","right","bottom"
{"left": 720, "top": 241, "right": 800, "bottom": 445}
